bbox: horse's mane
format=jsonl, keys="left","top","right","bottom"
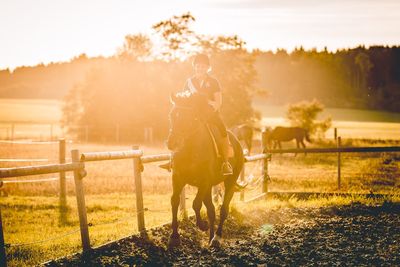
{"left": 173, "top": 91, "right": 211, "bottom": 114}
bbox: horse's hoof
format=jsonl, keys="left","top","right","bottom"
{"left": 197, "top": 220, "right": 209, "bottom": 231}
{"left": 209, "top": 235, "right": 222, "bottom": 248}
{"left": 168, "top": 235, "right": 181, "bottom": 248}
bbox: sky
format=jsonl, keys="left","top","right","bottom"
{"left": 0, "top": 0, "right": 399, "bottom": 70}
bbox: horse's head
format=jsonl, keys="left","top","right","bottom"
{"left": 167, "top": 92, "right": 211, "bottom": 151}
{"left": 261, "top": 127, "right": 273, "bottom": 150}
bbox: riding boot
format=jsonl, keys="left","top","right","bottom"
{"left": 221, "top": 136, "right": 233, "bottom": 175}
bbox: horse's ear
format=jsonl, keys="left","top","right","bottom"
{"left": 170, "top": 93, "right": 177, "bottom": 105}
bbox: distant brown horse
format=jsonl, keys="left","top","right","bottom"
{"left": 231, "top": 124, "right": 262, "bottom": 155}
{"left": 263, "top": 126, "right": 311, "bottom": 150}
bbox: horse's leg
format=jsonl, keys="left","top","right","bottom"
{"left": 193, "top": 186, "right": 209, "bottom": 231}
{"left": 213, "top": 182, "right": 235, "bottom": 247}
{"left": 276, "top": 141, "right": 281, "bottom": 151}
{"left": 169, "top": 179, "right": 184, "bottom": 247}
{"left": 300, "top": 138, "right": 307, "bottom": 155}
{"left": 203, "top": 189, "right": 216, "bottom": 245}
{"left": 295, "top": 139, "right": 300, "bottom": 156}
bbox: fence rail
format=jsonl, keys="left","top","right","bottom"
{"left": 81, "top": 150, "right": 143, "bottom": 162}
{"left": 267, "top": 146, "right": 400, "bottom": 154}
{"left": 141, "top": 153, "right": 170, "bottom": 163}
{"left": 1, "top": 176, "right": 72, "bottom": 184}
{"left": 0, "top": 162, "right": 83, "bottom": 178}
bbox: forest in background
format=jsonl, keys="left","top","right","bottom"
{"left": 1, "top": 45, "right": 399, "bottom": 112}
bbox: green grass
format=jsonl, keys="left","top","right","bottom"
{"left": 2, "top": 194, "right": 176, "bottom": 266}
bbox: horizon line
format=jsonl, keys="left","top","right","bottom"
{"left": 1, "top": 43, "right": 399, "bottom": 72}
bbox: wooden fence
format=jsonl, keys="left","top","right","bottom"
{"left": 264, "top": 136, "right": 400, "bottom": 190}
{"left": 1, "top": 137, "right": 400, "bottom": 266}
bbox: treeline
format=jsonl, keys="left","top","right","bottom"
{"left": 0, "top": 54, "right": 107, "bottom": 99}
{"left": 256, "top": 45, "right": 400, "bottom": 112}
{"left": 1, "top": 46, "right": 399, "bottom": 113}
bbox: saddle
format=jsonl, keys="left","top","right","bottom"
{"left": 159, "top": 123, "right": 234, "bottom": 172}
{"left": 205, "top": 124, "right": 234, "bottom": 159}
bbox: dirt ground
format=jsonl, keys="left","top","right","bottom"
{"left": 45, "top": 201, "right": 400, "bottom": 266}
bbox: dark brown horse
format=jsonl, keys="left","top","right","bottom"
{"left": 167, "top": 93, "right": 244, "bottom": 247}
{"left": 263, "top": 126, "right": 311, "bottom": 150}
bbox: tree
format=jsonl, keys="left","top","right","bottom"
{"left": 117, "top": 34, "right": 153, "bottom": 61}
{"left": 355, "top": 51, "right": 373, "bottom": 92}
{"left": 61, "top": 13, "right": 261, "bottom": 142}
{"left": 152, "top": 12, "right": 197, "bottom": 61}
{"left": 201, "top": 38, "right": 259, "bottom": 125}
{"left": 286, "top": 99, "right": 331, "bottom": 139}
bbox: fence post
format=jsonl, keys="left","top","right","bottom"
{"left": 261, "top": 130, "right": 269, "bottom": 194}
{"left": 116, "top": 124, "right": 120, "bottom": 143}
{"left": 180, "top": 186, "right": 187, "bottom": 219}
{"left": 262, "top": 155, "right": 269, "bottom": 194}
{"left": 148, "top": 128, "right": 153, "bottom": 144}
{"left": 85, "top": 125, "right": 89, "bottom": 143}
{"left": 11, "top": 124, "right": 14, "bottom": 141}
{"left": 334, "top": 128, "right": 337, "bottom": 140}
{"left": 337, "top": 136, "right": 341, "bottom": 190}
{"left": 0, "top": 207, "right": 7, "bottom": 267}
{"left": 50, "top": 124, "right": 54, "bottom": 141}
{"left": 240, "top": 164, "right": 245, "bottom": 201}
{"left": 71, "top": 149, "right": 91, "bottom": 252}
{"left": 59, "top": 139, "right": 67, "bottom": 222}
{"left": 132, "top": 146, "right": 146, "bottom": 235}
{"left": 144, "top": 128, "right": 148, "bottom": 143}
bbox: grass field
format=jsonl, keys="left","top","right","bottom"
{"left": 252, "top": 101, "right": 400, "bottom": 140}
{"left": 1, "top": 98, "right": 400, "bottom": 266}
{"left": 1, "top": 98, "right": 400, "bottom": 140}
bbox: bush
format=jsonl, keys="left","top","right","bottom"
{"left": 286, "top": 99, "right": 332, "bottom": 139}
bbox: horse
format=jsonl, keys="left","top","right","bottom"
{"left": 230, "top": 124, "right": 262, "bottom": 155}
{"left": 263, "top": 126, "right": 311, "bottom": 150}
{"left": 167, "top": 93, "right": 244, "bottom": 248}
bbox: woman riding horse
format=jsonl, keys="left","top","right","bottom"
{"left": 165, "top": 54, "right": 245, "bottom": 247}
{"left": 161, "top": 54, "right": 233, "bottom": 175}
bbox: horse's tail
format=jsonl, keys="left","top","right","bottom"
{"left": 305, "top": 129, "right": 311, "bottom": 143}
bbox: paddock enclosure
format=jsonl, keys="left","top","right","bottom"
{"left": 1, "top": 133, "right": 399, "bottom": 265}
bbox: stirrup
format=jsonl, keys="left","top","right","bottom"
{"left": 159, "top": 161, "right": 171, "bottom": 172}
{"left": 221, "top": 162, "right": 233, "bottom": 175}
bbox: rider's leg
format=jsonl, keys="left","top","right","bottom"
{"left": 208, "top": 112, "right": 233, "bottom": 175}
